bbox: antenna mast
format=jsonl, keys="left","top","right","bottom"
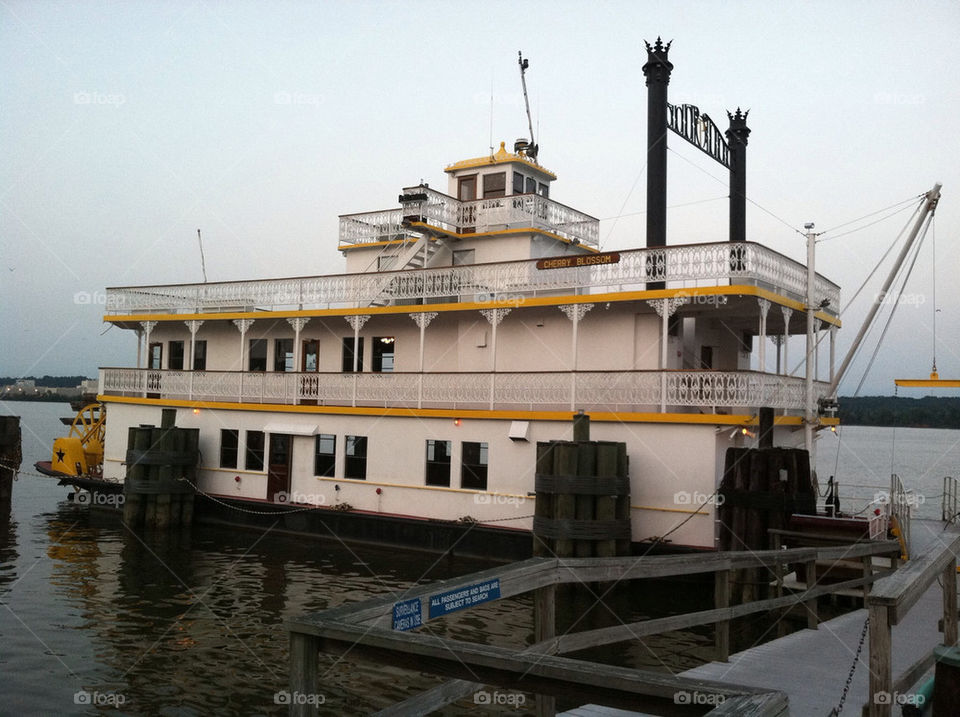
{"left": 196, "top": 228, "right": 208, "bottom": 283}
{"left": 517, "top": 51, "right": 539, "bottom": 160}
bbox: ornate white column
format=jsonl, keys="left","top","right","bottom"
{"left": 140, "top": 321, "right": 157, "bottom": 398}
{"left": 287, "top": 317, "right": 310, "bottom": 404}
{"left": 345, "top": 315, "right": 370, "bottom": 406}
{"left": 140, "top": 321, "right": 157, "bottom": 367}
{"left": 757, "top": 298, "right": 771, "bottom": 373}
{"left": 780, "top": 306, "right": 793, "bottom": 376}
{"left": 559, "top": 303, "right": 594, "bottom": 410}
{"left": 480, "top": 308, "right": 511, "bottom": 409}
{"left": 410, "top": 312, "right": 438, "bottom": 409}
{"left": 233, "top": 319, "right": 255, "bottom": 401}
{"left": 184, "top": 320, "right": 204, "bottom": 400}
{"left": 287, "top": 318, "right": 310, "bottom": 370}
{"left": 647, "top": 297, "right": 689, "bottom": 411}
{"left": 770, "top": 335, "right": 784, "bottom": 375}
{"left": 344, "top": 315, "right": 370, "bottom": 371}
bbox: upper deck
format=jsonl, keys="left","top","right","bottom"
{"left": 104, "top": 240, "right": 841, "bottom": 318}
{"left": 338, "top": 184, "right": 600, "bottom": 249}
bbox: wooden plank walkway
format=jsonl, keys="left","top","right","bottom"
{"left": 682, "top": 519, "right": 958, "bottom": 715}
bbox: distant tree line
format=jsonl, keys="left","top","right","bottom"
{"left": 838, "top": 396, "right": 960, "bottom": 429}
{"left": 0, "top": 375, "right": 91, "bottom": 388}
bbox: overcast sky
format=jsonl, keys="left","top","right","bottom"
{"left": 1, "top": 0, "right": 958, "bottom": 396}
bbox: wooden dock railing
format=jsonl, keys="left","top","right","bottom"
{"left": 287, "top": 539, "right": 900, "bottom": 716}
{"left": 865, "top": 532, "right": 960, "bottom": 717}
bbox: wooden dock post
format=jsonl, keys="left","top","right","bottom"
{"left": 123, "top": 409, "right": 198, "bottom": 529}
{"left": 944, "top": 557, "right": 958, "bottom": 647}
{"left": 289, "top": 632, "right": 320, "bottom": 717}
{"left": 715, "top": 568, "right": 730, "bottom": 661}
{"left": 0, "top": 416, "right": 21, "bottom": 503}
{"left": 868, "top": 604, "right": 892, "bottom": 717}
{"left": 529, "top": 414, "right": 631, "bottom": 715}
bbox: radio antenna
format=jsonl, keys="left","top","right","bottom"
{"left": 196, "top": 228, "right": 208, "bottom": 283}
{"left": 517, "top": 51, "right": 539, "bottom": 160}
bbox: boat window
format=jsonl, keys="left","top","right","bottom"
{"left": 168, "top": 341, "right": 184, "bottom": 370}
{"left": 245, "top": 431, "right": 265, "bottom": 471}
{"left": 345, "top": 435, "right": 367, "bottom": 479}
{"left": 458, "top": 175, "right": 477, "bottom": 201}
{"left": 372, "top": 337, "right": 394, "bottom": 372}
{"left": 483, "top": 172, "right": 506, "bottom": 199}
{"left": 274, "top": 338, "right": 294, "bottom": 372}
{"left": 302, "top": 339, "right": 318, "bottom": 372}
{"left": 192, "top": 340, "right": 207, "bottom": 371}
{"left": 341, "top": 337, "right": 364, "bottom": 372}
{"left": 460, "top": 441, "right": 488, "bottom": 490}
{"left": 537, "top": 182, "right": 549, "bottom": 198}
{"left": 148, "top": 342, "right": 162, "bottom": 370}
{"left": 525, "top": 176, "right": 537, "bottom": 194}
{"left": 425, "top": 439, "right": 452, "bottom": 487}
{"left": 513, "top": 171, "right": 525, "bottom": 194}
{"left": 249, "top": 339, "right": 267, "bottom": 372}
{"left": 314, "top": 434, "right": 336, "bottom": 477}
{"left": 220, "top": 429, "right": 238, "bottom": 469}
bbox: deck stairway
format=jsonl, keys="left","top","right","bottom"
{"left": 368, "top": 233, "right": 444, "bottom": 307}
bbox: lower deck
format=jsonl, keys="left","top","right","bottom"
{"left": 99, "top": 399, "right": 809, "bottom": 550}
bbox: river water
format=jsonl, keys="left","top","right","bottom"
{"left": 1, "top": 401, "right": 958, "bottom": 715}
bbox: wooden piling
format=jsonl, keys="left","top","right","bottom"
{"left": 122, "top": 411, "right": 198, "bottom": 530}
{"left": 0, "top": 415, "right": 21, "bottom": 503}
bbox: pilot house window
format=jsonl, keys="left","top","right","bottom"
{"left": 483, "top": 172, "right": 506, "bottom": 198}
{"left": 458, "top": 175, "right": 477, "bottom": 201}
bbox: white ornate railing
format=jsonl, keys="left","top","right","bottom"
{"left": 100, "top": 367, "right": 829, "bottom": 413}
{"left": 340, "top": 185, "right": 601, "bottom": 248}
{"left": 104, "top": 241, "right": 841, "bottom": 315}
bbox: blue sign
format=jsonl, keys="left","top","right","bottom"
{"left": 428, "top": 578, "right": 501, "bottom": 618}
{"left": 392, "top": 598, "right": 422, "bottom": 631}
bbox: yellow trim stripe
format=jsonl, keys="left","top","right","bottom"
{"left": 98, "top": 394, "right": 835, "bottom": 427}
{"left": 895, "top": 379, "right": 960, "bottom": 388}
{"left": 103, "top": 284, "right": 840, "bottom": 328}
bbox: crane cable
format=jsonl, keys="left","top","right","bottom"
{"left": 932, "top": 215, "right": 938, "bottom": 374}
{"left": 853, "top": 210, "right": 934, "bottom": 395}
